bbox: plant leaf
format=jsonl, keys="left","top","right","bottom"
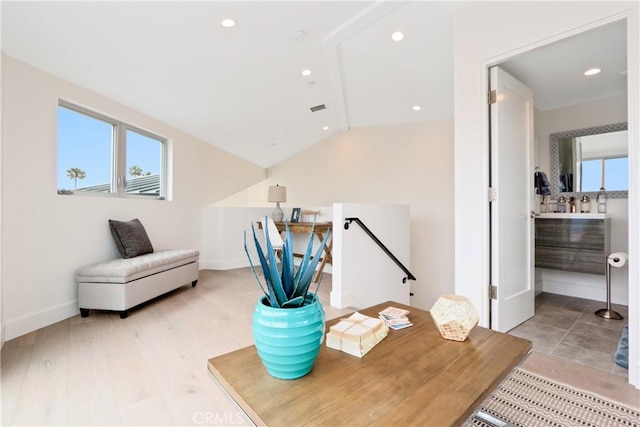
{"left": 243, "top": 230, "right": 268, "bottom": 299}
{"left": 281, "top": 221, "right": 295, "bottom": 297}
{"left": 294, "top": 220, "right": 317, "bottom": 284}
{"left": 281, "top": 250, "right": 293, "bottom": 298}
{"left": 293, "top": 228, "right": 331, "bottom": 299}
{"left": 281, "top": 296, "right": 305, "bottom": 308}
{"left": 264, "top": 217, "right": 286, "bottom": 307}
{"left": 250, "top": 223, "right": 279, "bottom": 308}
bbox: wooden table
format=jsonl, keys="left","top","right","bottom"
{"left": 274, "top": 221, "right": 332, "bottom": 283}
{"left": 207, "top": 301, "right": 531, "bottom": 426}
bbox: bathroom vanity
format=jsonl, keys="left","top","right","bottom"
{"left": 535, "top": 213, "right": 611, "bottom": 275}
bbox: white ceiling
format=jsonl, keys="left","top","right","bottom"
{"left": 1, "top": 2, "right": 628, "bottom": 168}
{"left": 500, "top": 19, "right": 627, "bottom": 111}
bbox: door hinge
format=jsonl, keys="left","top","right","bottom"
{"left": 488, "top": 187, "right": 497, "bottom": 202}
{"left": 488, "top": 89, "right": 497, "bottom": 104}
{"left": 490, "top": 285, "right": 498, "bottom": 300}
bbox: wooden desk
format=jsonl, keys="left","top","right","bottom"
{"left": 207, "top": 301, "right": 531, "bottom": 426}
{"left": 273, "top": 221, "right": 332, "bottom": 283}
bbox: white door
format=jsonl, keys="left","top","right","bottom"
{"left": 489, "top": 66, "right": 535, "bottom": 332}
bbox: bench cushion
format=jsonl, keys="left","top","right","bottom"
{"left": 77, "top": 249, "right": 199, "bottom": 284}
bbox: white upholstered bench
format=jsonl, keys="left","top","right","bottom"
{"left": 77, "top": 249, "right": 199, "bottom": 319}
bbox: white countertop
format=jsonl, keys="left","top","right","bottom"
{"left": 537, "top": 212, "right": 611, "bottom": 219}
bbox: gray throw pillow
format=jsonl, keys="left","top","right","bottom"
{"left": 109, "top": 218, "right": 154, "bottom": 259}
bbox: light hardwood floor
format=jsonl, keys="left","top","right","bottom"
{"left": 2, "top": 268, "right": 638, "bottom": 426}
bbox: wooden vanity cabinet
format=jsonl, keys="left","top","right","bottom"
{"left": 534, "top": 218, "right": 610, "bottom": 275}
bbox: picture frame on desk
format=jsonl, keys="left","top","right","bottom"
{"left": 291, "top": 208, "right": 301, "bottom": 223}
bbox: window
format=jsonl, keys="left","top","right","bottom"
{"left": 57, "top": 101, "right": 166, "bottom": 198}
{"left": 124, "top": 128, "right": 165, "bottom": 196}
{"left": 581, "top": 156, "right": 628, "bottom": 192}
{"left": 605, "top": 157, "right": 628, "bottom": 190}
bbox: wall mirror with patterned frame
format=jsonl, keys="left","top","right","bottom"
{"left": 550, "top": 122, "right": 628, "bottom": 199}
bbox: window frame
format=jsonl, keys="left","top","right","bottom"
{"left": 603, "top": 155, "right": 628, "bottom": 191}
{"left": 58, "top": 100, "right": 168, "bottom": 200}
{"left": 580, "top": 154, "right": 629, "bottom": 192}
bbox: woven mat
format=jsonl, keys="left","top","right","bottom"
{"left": 464, "top": 368, "right": 639, "bottom": 427}
{"left": 615, "top": 325, "right": 629, "bottom": 369}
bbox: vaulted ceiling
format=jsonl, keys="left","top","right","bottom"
{"left": 1, "top": 2, "right": 627, "bottom": 168}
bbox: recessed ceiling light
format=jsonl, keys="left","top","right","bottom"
{"left": 584, "top": 68, "right": 601, "bottom": 76}
{"left": 221, "top": 18, "right": 236, "bottom": 28}
{"left": 301, "top": 69, "right": 312, "bottom": 76}
{"left": 391, "top": 31, "right": 404, "bottom": 42}
{"left": 322, "top": 126, "right": 329, "bottom": 131}
{"left": 412, "top": 105, "right": 421, "bottom": 111}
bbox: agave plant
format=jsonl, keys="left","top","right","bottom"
{"left": 244, "top": 217, "right": 331, "bottom": 308}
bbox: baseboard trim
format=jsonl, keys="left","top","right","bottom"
{"left": 200, "top": 258, "right": 251, "bottom": 270}
{"left": 542, "top": 279, "right": 628, "bottom": 305}
{"left": 200, "top": 259, "right": 333, "bottom": 273}
{"left": 4, "top": 300, "right": 78, "bottom": 341}
{"left": 330, "top": 290, "right": 354, "bottom": 308}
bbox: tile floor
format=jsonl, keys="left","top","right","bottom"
{"left": 508, "top": 292, "right": 629, "bottom": 377}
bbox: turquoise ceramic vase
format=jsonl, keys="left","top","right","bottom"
{"left": 252, "top": 293, "right": 325, "bottom": 380}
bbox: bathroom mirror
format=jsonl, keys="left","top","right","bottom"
{"left": 550, "top": 122, "right": 628, "bottom": 198}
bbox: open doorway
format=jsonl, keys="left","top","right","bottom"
{"left": 491, "top": 20, "right": 629, "bottom": 377}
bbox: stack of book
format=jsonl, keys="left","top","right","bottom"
{"left": 326, "top": 312, "right": 388, "bottom": 358}
{"left": 378, "top": 306, "right": 413, "bottom": 330}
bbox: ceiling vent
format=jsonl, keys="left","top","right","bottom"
{"left": 310, "top": 104, "right": 326, "bottom": 113}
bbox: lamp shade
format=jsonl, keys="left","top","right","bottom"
{"left": 268, "top": 185, "right": 287, "bottom": 203}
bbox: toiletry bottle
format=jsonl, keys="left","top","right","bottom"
{"left": 569, "top": 197, "right": 576, "bottom": 213}
{"left": 597, "top": 187, "right": 606, "bottom": 213}
{"left": 580, "top": 195, "right": 590, "bottom": 213}
{"left": 548, "top": 198, "right": 557, "bottom": 213}
{"left": 557, "top": 196, "right": 567, "bottom": 213}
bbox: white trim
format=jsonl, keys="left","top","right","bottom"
{"left": 58, "top": 100, "right": 168, "bottom": 199}
{"left": 480, "top": 63, "right": 491, "bottom": 328}
{"left": 470, "top": 9, "right": 638, "bottom": 387}
{"left": 4, "top": 300, "right": 79, "bottom": 341}
{"left": 625, "top": 7, "right": 640, "bottom": 389}
{"left": 541, "top": 278, "right": 628, "bottom": 306}
{"left": 329, "top": 290, "right": 355, "bottom": 309}
{"left": 0, "top": 28, "right": 3, "bottom": 349}
{"left": 200, "top": 259, "right": 250, "bottom": 271}
{"left": 200, "top": 258, "right": 335, "bottom": 273}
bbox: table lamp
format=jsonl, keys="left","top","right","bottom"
{"left": 268, "top": 185, "right": 286, "bottom": 222}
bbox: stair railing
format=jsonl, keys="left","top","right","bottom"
{"left": 344, "top": 217, "right": 416, "bottom": 284}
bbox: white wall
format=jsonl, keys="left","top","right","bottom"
{"left": 258, "top": 121, "right": 455, "bottom": 312}
{"left": 453, "top": 1, "right": 639, "bottom": 387}
{"left": 201, "top": 207, "right": 272, "bottom": 270}
{"left": 1, "top": 54, "right": 266, "bottom": 340}
{"left": 202, "top": 204, "right": 336, "bottom": 275}
{"left": 535, "top": 95, "right": 628, "bottom": 304}
{"left": 332, "top": 203, "right": 411, "bottom": 309}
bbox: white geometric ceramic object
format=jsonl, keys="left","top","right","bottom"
{"left": 430, "top": 294, "right": 479, "bottom": 342}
